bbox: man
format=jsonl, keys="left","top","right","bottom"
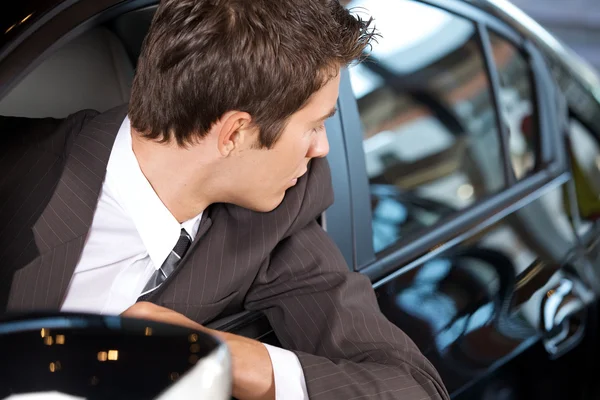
{"left": 0, "top": 0, "right": 450, "bottom": 399}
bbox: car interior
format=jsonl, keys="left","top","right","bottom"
{"left": 0, "top": 26, "right": 132, "bottom": 118}
{"left": 0, "top": 6, "right": 156, "bottom": 119}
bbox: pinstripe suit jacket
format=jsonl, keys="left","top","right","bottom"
{"left": 0, "top": 106, "right": 449, "bottom": 399}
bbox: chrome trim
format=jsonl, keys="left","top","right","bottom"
{"left": 540, "top": 275, "right": 594, "bottom": 358}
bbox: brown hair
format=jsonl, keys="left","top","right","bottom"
{"left": 129, "top": 0, "right": 375, "bottom": 148}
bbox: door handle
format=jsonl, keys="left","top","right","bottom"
{"left": 540, "top": 276, "right": 594, "bottom": 358}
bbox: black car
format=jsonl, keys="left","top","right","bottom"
{"left": 2, "top": 0, "right": 600, "bottom": 398}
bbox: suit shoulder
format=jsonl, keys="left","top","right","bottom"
{"left": 0, "top": 109, "right": 100, "bottom": 157}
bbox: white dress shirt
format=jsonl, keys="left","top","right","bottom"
{"left": 61, "top": 116, "right": 308, "bottom": 399}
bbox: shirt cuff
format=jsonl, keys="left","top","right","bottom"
{"left": 263, "top": 343, "right": 309, "bottom": 400}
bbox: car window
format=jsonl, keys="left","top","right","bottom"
{"left": 346, "top": 0, "right": 505, "bottom": 253}
{"left": 488, "top": 31, "right": 539, "bottom": 180}
{"left": 566, "top": 117, "right": 600, "bottom": 234}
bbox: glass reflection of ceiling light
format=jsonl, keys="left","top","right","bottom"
{"left": 4, "top": 13, "right": 34, "bottom": 35}
{"left": 108, "top": 350, "right": 119, "bottom": 361}
{"left": 98, "top": 351, "right": 108, "bottom": 362}
{"left": 49, "top": 361, "right": 61, "bottom": 372}
{"left": 44, "top": 336, "right": 53, "bottom": 346}
{"left": 56, "top": 335, "right": 65, "bottom": 345}
{"left": 457, "top": 184, "right": 474, "bottom": 200}
{"left": 190, "top": 343, "right": 201, "bottom": 353}
{"left": 40, "top": 328, "right": 48, "bottom": 338}
{"left": 21, "top": 13, "right": 33, "bottom": 24}
{"left": 145, "top": 327, "right": 153, "bottom": 336}
{"left": 189, "top": 333, "right": 199, "bottom": 343}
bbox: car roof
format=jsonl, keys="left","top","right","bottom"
{"left": 1, "top": 0, "right": 65, "bottom": 49}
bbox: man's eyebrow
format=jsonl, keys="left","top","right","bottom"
{"left": 314, "top": 107, "right": 338, "bottom": 123}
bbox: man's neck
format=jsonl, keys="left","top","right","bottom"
{"left": 130, "top": 132, "right": 213, "bottom": 223}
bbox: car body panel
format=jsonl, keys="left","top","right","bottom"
{"left": 374, "top": 180, "right": 589, "bottom": 395}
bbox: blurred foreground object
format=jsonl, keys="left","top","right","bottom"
{"left": 0, "top": 312, "right": 231, "bottom": 400}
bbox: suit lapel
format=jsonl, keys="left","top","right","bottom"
{"left": 7, "top": 106, "right": 128, "bottom": 311}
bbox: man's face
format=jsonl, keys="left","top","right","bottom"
{"left": 228, "top": 72, "right": 339, "bottom": 212}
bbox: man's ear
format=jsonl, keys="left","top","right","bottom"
{"left": 216, "top": 111, "right": 257, "bottom": 157}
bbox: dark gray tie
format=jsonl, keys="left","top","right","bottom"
{"left": 138, "top": 228, "right": 192, "bottom": 300}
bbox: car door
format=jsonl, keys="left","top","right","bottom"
{"left": 338, "top": 0, "right": 597, "bottom": 397}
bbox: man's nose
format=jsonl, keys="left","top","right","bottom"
{"left": 308, "top": 129, "right": 329, "bottom": 159}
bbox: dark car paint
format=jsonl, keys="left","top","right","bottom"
{"left": 1, "top": 0, "right": 600, "bottom": 398}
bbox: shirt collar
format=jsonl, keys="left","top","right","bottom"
{"left": 106, "top": 116, "right": 203, "bottom": 268}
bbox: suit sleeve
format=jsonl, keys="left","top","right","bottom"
{"left": 0, "top": 111, "right": 98, "bottom": 311}
{"left": 244, "top": 158, "right": 450, "bottom": 400}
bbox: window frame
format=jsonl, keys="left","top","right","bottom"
{"left": 339, "top": 0, "right": 568, "bottom": 283}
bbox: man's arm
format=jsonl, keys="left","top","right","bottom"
{"left": 122, "top": 301, "right": 277, "bottom": 400}
{"left": 0, "top": 111, "right": 98, "bottom": 310}
{"left": 243, "top": 158, "right": 450, "bottom": 400}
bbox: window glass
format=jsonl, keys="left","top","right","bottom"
{"left": 566, "top": 117, "right": 600, "bottom": 234}
{"left": 347, "top": 0, "right": 506, "bottom": 253}
{"left": 488, "top": 31, "right": 538, "bottom": 179}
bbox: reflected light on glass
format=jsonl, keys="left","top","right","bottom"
{"left": 56, "top": 335, "right": 65, "bottom": 345}
{"left": 145, "top": 327, "right": 152, "bottom": 336}
{"left": 188, "top": 333, "right": 198, "bottom": 343}
{"left": 5, "top": 13, "right": 34, "bottom": 35}
{"left": 40, "top": 328, "right": 48, "bottom": 338}
{"left": 98, "top": 351, "right": 108, "bottom": 362}
{"left": 457, "top": 184, "right": 474, "bottom": 200}
{"left": 190, "top": 343, "right": 200, "bottom": 353}
{"left": 108, "top": 350, "right": 119, "bottom": 361}
{"left": 44, "top": 336, "right": 53, "bottom": 346}
{"left": 21, "top": 13, "right": 33, "bottom": 24}
{"left": 49, "top": 361, "right": 61, "bottom": 372}
{"left": 594, "top": 155, "right": 600, "bottom": 171}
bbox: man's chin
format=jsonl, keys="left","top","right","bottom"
{"left": 250, "top": 193, "right": 286, "bottom": 213}
{"left": 228, "top": 190, "right": 288, "bottom": 213}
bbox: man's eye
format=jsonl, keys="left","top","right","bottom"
{"left": 312, "top": 124, "right": 325, "bottom": 134}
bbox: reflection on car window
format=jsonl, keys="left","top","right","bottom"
{"left": 488, "top": 31, "right": 538, "bottom": 180}
{"left": 347, "top": 0, "right": 505, "bottom": 253}
{"left": 566, "top": 117, "right": 600, "bottom": 234}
